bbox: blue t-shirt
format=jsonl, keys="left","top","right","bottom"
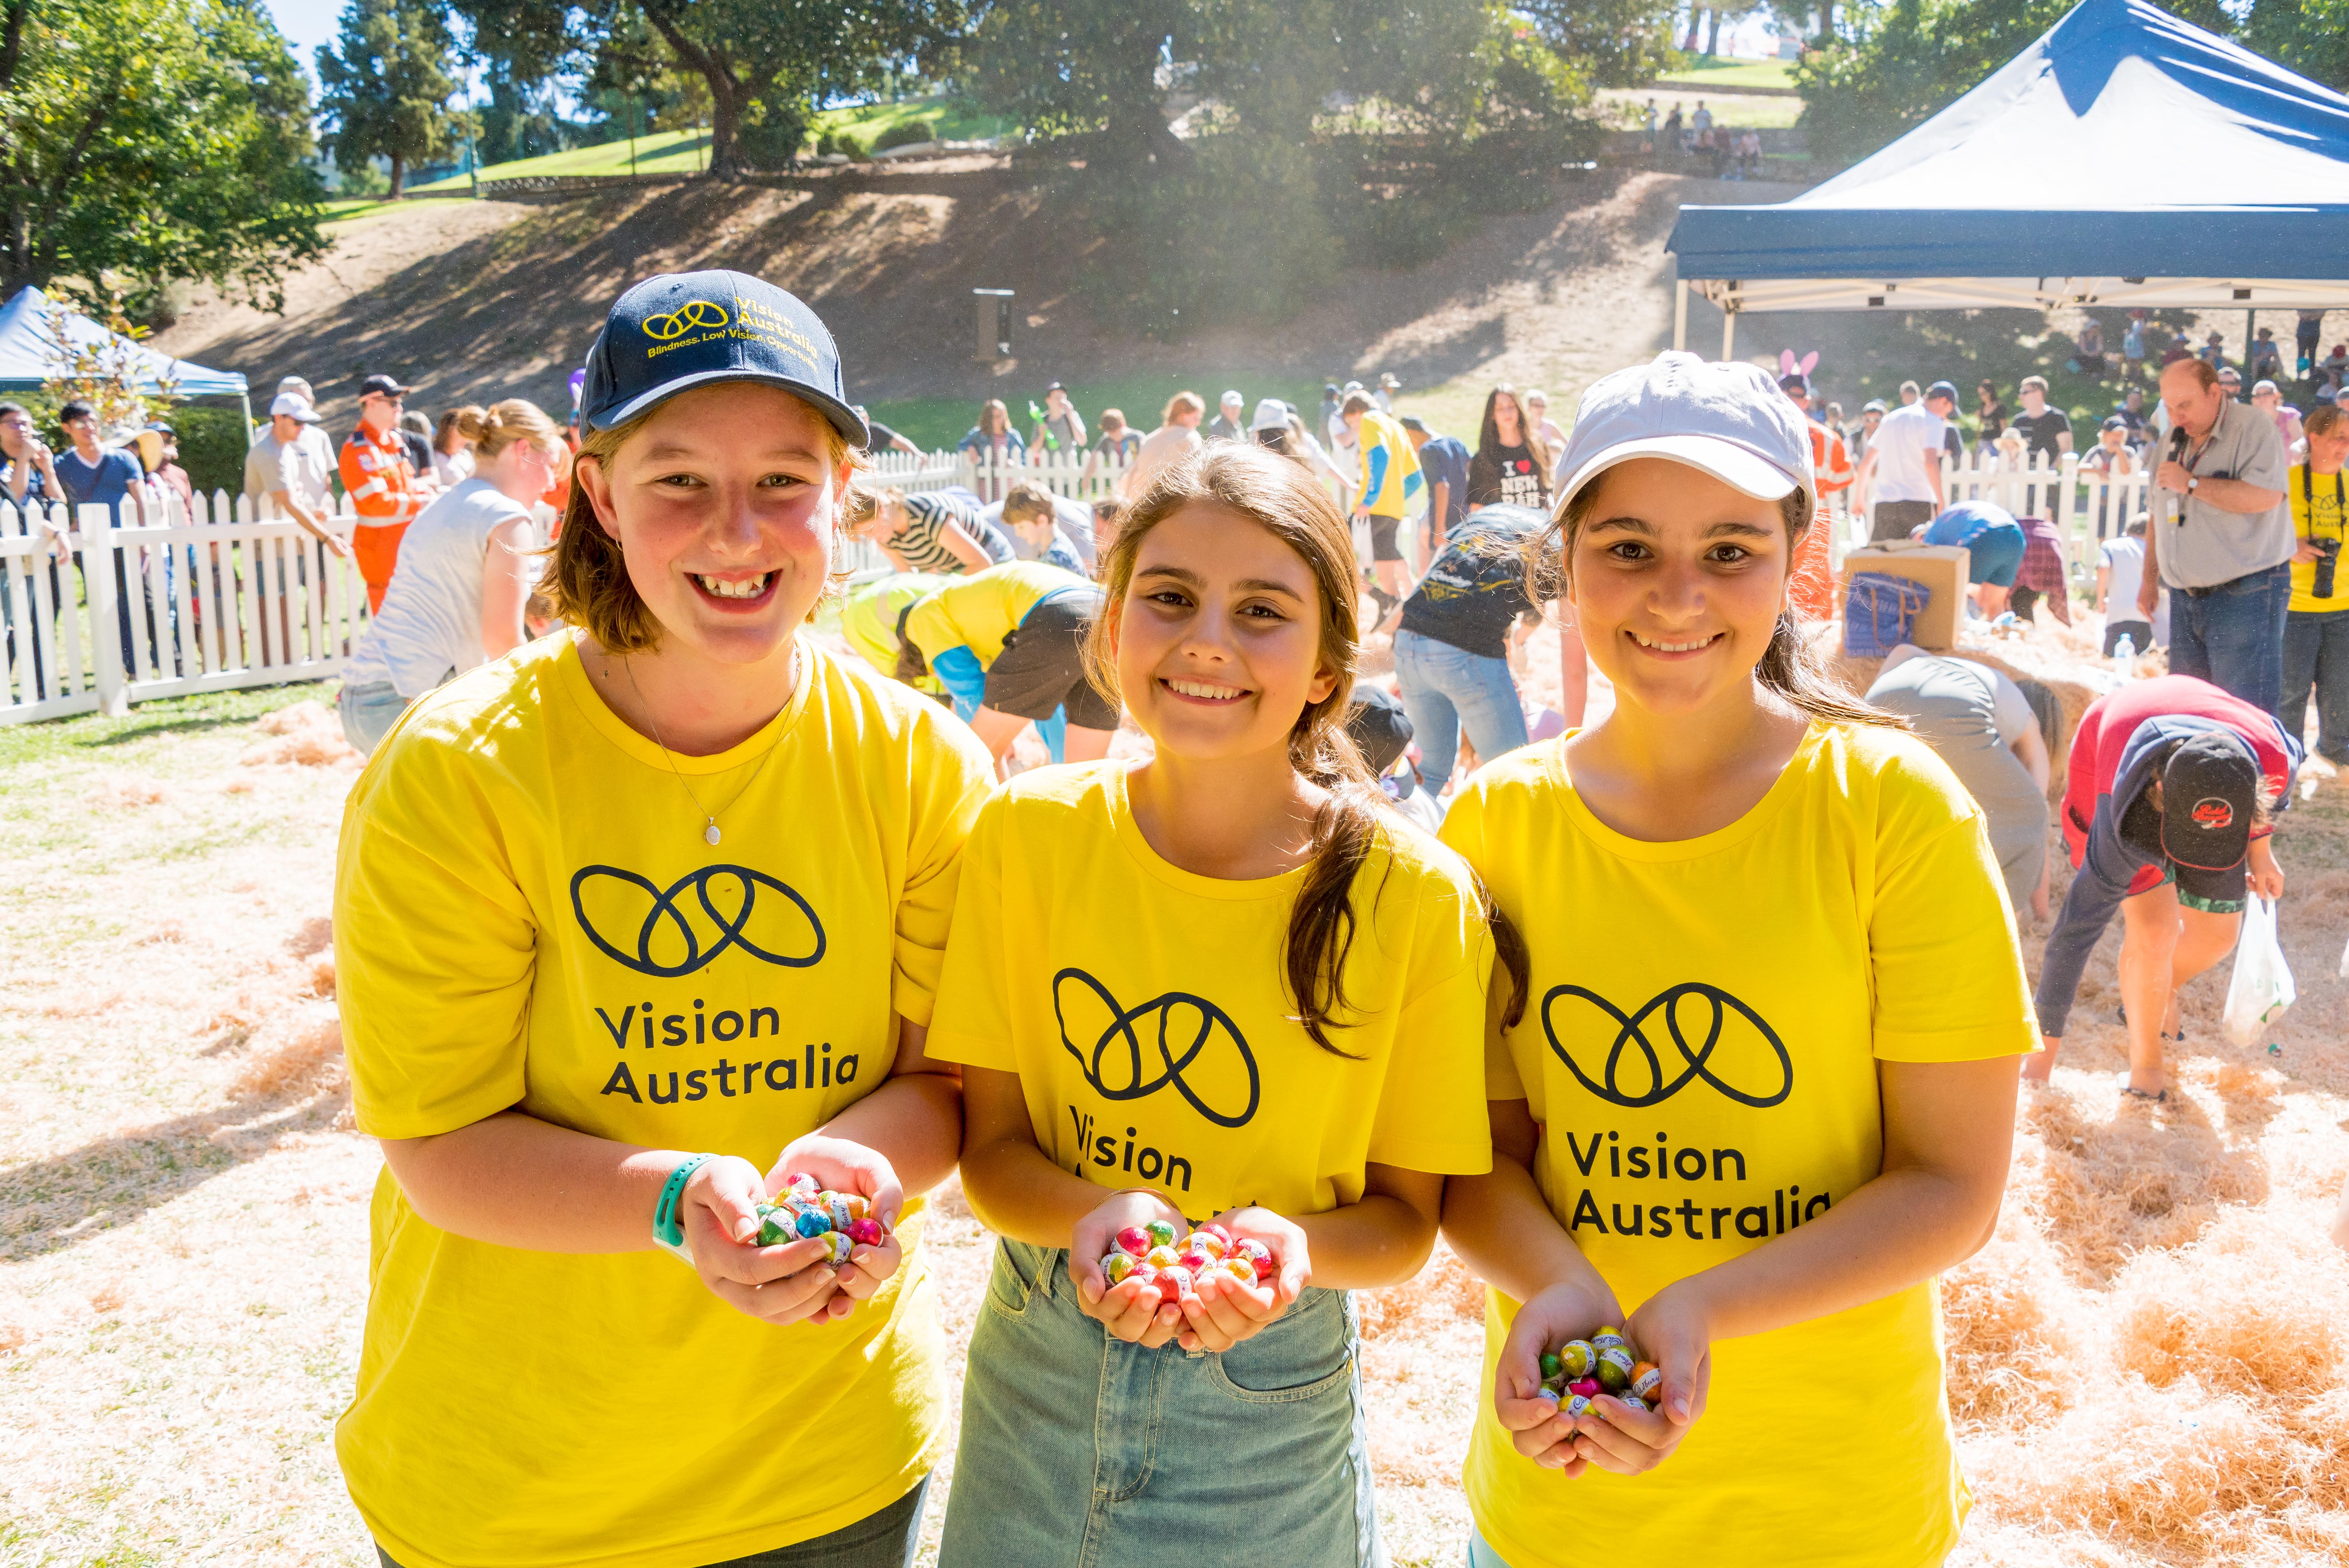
{"left": 1924, "top": 500, "right": 2019, "bottom": 549}
{"left": 1397, "top": 504, "right": 1542, "bottom": 659}
{"left": 54, "top": 449, "right": 142, "bottom": 523}
{"left": 1416, "top": 436, "right": 1471, "bottom": 534}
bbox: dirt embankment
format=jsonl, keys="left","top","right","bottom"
{"left": 152, "top": 167, "right": 1763, "bottom": 430}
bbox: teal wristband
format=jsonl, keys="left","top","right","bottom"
{"left": 652, "top": 1152, "right": 718, "bottom": 1257}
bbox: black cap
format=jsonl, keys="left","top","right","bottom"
{"left": 1396, "top": 414, "right": 1430, "bottom": 435}
{"left": 358, "top": 374, "right": 410, "bottom": 400}
{"left": 2159, "top": 731, "right": 2259, "bottom": 870}
{"left": 581, "top": 270, "right": 867, "bottom": 447}
{"left": 1045, "top": 380, "right": 1065, "bottom": 393}
{"left": 2102, "top": 414, "right": 2130, "bottom": 430}
{"left": 1346, "top": 685, "right": 1415, "bottom": 777}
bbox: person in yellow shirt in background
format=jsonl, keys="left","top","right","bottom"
{"left": 841, "top": 570, "right": 950, "bottom": 694}
{"left": 2282, "top": 403, "right": 2349, "bottom": 765}
{"left": 1438, "top": 353, "right": 2034, "bottom": 1568}
{"left": 896, "top": 557, "right": 1118, "bottom": 770}
{"left": 338, "top": 373, "right": 436, "bottom": 612}
{"left": 928, "top": 444, "right": 1515, "bottom": 1566}
{"left": 332, "top": 271, "right": 994, "bottom": 1568}
{"left": 1342, "top": 389, "right": 1422, "bottom": 628}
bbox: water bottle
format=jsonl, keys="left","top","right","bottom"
{"left": 2113, "top": 631, "right": 2136, "bottom": 677}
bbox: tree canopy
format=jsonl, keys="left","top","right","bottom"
{"left": 316, "top": 0, "right": 466, "bottom": 197}
{"left": 0, "top": 0, "right": 327, "bottom": 314}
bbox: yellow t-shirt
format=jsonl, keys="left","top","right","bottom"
{"left": 1440, "top": 725, "right": 2035, "bottom": 1568}
{"left": 2287, "top": 463, "right": 2348, "bottom": 614}
{"left": 926, "top": 760, "right": 1494, "bottom": 1217}
{"left": 901, "top": 560, "right": 1090, "bottom": 669}
{"left": 333, "top": 633, "right": 994, "bottom": 1568}
{"left": 840, "top": 571, "right": 950, "bottom": 681}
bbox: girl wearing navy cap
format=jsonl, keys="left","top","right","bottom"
{"left": 2028, "top": 673, "right": 2297, "bottom": 1103}
{"left": 1439, "top": 352, "right": 2036, "bottom": 1566}
{"left": 331, "top": 270, "right": 992, "bottom": 1566}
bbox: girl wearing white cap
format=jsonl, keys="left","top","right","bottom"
{"left": 1438, "top": 352, "right": 2035, "bottom": 1566}
{"left": 332, "top": 271, "right": 993, "bottom": 1567}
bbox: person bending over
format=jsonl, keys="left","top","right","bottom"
{"left": 1918, "top": 499, "right": 2026, "bottom": 620}
{"left": 1866, "top": 645, "right": 2051, "bottom": 920}
{"left": 2030, "top": 675, "right": 2298, "bottom": 1102}
{"left": 897, "top": 559, "right": 1118, "bottom": 771}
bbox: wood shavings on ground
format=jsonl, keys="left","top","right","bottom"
{"left": 240, "top": 699, "right": 363, "bottom": 768}
{"left": 4, "top": 664, "right": 2346, "bottom": 1566}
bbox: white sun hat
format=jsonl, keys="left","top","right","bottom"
{"left": 1554, "top": 352, "right": 1815, "bottom": 511}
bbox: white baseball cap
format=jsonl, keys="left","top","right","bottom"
{"left": 1221, "top": 389, "right": 1244, "bottom": 408}
{"left": 1250, "top": 398, "right": 1290, "bottom": 432}
{"left": 269, "top": 392, "right": 321, "bottom": 423}
{"left": 1553, "top": 352, "right": 1815, "bottom": 511}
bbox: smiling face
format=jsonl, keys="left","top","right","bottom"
{"left": 1107, "top": 502, "right": 1338, "bottom": 765}
{"left": 572, "top": 383, "right": 851, "bottom": 667}
{"left": 1566, "top": 456, "right": 1793, "bottom": 721}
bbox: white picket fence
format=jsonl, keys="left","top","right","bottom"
{"left": 1, "top": 491, "right": 372, "bottom": 725}
{"left": 2, "top": 448, "right": 1150, "bottom": 725}
{"left": 1862, "top": 446, "right": 2157, "bottom": 578}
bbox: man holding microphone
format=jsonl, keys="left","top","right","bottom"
{"left": 2141, "top": 358, "right": 2292, "bottom": 715}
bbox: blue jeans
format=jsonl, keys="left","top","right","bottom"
{"left": 376, "top": 1477, "right": 929, "bottom": 1568}
{"left": 2284, "top": 607, "right": 2349, "bottom": 763}
{"left": 339, "top": 680, "right": 411, "bottom": 756}
{"left": 1393, "top": 629, "right": 1529, "bottom": 789}
{"left": 1466, "top": 1527, "right": 1514, "bottom": 1567}
{"left": 2168, "top": 560, "right": 2290, "bottom": 717}
{"left": 941, "top": 1238, "right": 1380, "bottom": 1568}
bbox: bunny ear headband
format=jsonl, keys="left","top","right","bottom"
{"left": 1778, "top": 349, "right": 1820, "bottom": 377}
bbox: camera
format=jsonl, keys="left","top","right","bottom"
{"left": 2315, "top": 536, "right": 2341, "bottom": 601}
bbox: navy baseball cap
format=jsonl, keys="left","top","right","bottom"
{"left": 582, "top": 270, "right": 867, "bottom": 447}
{"left": 2160, "top": 730, "right": 2259, "bottom": 870}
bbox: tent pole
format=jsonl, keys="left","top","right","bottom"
{"left": 241, "top": 392, "right": 254, "bottom": 447}
{"left": 1721, "top": 309, "right": 1736, "bottom": 361}
{"left": 2244, "top": 308, "right": 2254, "bottom": 377}
{"left": 1674, "top": 280, "right": 1689, "bottom": 352}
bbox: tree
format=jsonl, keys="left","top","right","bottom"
{"left": 2240, "top": 0, "right": 2349, "bottom": 93}
{"left": 315, "top": 0, "right": 464, "bottom": 197}
{"left": 1518, "top": 0, "right": 1682, "bottom": 88}
{"left": 0, "top": 0, "right": 329, "bottom": 314}
{"left": 957, "top": 2, "right": 1198, "bottom": 173}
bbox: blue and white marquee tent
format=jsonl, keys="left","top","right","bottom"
{"left": 0, "top": 286, "right": 250, "bottom": 424}
{"left": 1666, "top": 0, "right": 2349, "bottom": 349}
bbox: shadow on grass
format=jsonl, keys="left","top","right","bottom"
{"left": 0, "top": 1075, "right": 350, "bottom": 1262}
{"left": 76, "top": 712, "right": 257, "bottom": 748}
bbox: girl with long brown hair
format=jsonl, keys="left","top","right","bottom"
{"left": 928, "top": 441, "right": 1514, "bottom": 1566}
{"left": 1438, "top": 353, "right": 2033, "bottom": 1567}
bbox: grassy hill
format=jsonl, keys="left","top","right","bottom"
{"left": 1654, "top": 56, "right": 1798, "bottom": 91}
{"left": 407, "top": 95, "right": 1015, "bottom": 195}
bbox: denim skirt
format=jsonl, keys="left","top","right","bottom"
{"left": 939, "top": 1238, "right": 1382, "bottom": 1568}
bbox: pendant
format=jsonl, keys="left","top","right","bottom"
{"left": 704, "top": 823, "right": 722, "bottom": 846}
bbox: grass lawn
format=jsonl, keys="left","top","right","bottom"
{"left": 1655, "top": 56, "right": 1798, "bottom": 90}
{"left": 319, "top": 195, "right": 479, "bottom": 225}
{"left": 405, "top": 96, "right": 1015, "bottom": 197}
{"left": 868, "top": 370, "right": 1346, "bottom": 453}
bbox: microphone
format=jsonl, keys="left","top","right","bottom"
{"left": 2167, "top": 426, "right": 2190, "bottom": 525}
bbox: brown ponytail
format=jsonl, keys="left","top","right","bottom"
{"left": 1085, "top": 443, "right": 1529, "bottom": 1051}
{"left": 1541, "top": 485, "right": 1903, "bottom": 730}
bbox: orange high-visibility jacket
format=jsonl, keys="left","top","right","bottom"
{"left": 338, "top": 423, "right": 428, "bottom": 526}
{"left": 1808, "top": 418, "right": 1854, "bottom": 496}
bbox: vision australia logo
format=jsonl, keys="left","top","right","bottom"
{"left": 1541, "top": 982, "right": 1792, "bottom": 1110}
{"left": 571, "top": 865, "right": 824, "bottom": 978}
{"left": 1054, "top": 969, "right": 1260, "bottom": 1128}
{"left": 643, "top": 300, "right": 729, "bottom": 340}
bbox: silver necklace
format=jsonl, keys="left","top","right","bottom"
{"left": 618, "top": 650, "right": 797, "bottom": 846}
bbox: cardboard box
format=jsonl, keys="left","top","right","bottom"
{"left": 1841, "top": 542, "right": 1969, "bottom": 651}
